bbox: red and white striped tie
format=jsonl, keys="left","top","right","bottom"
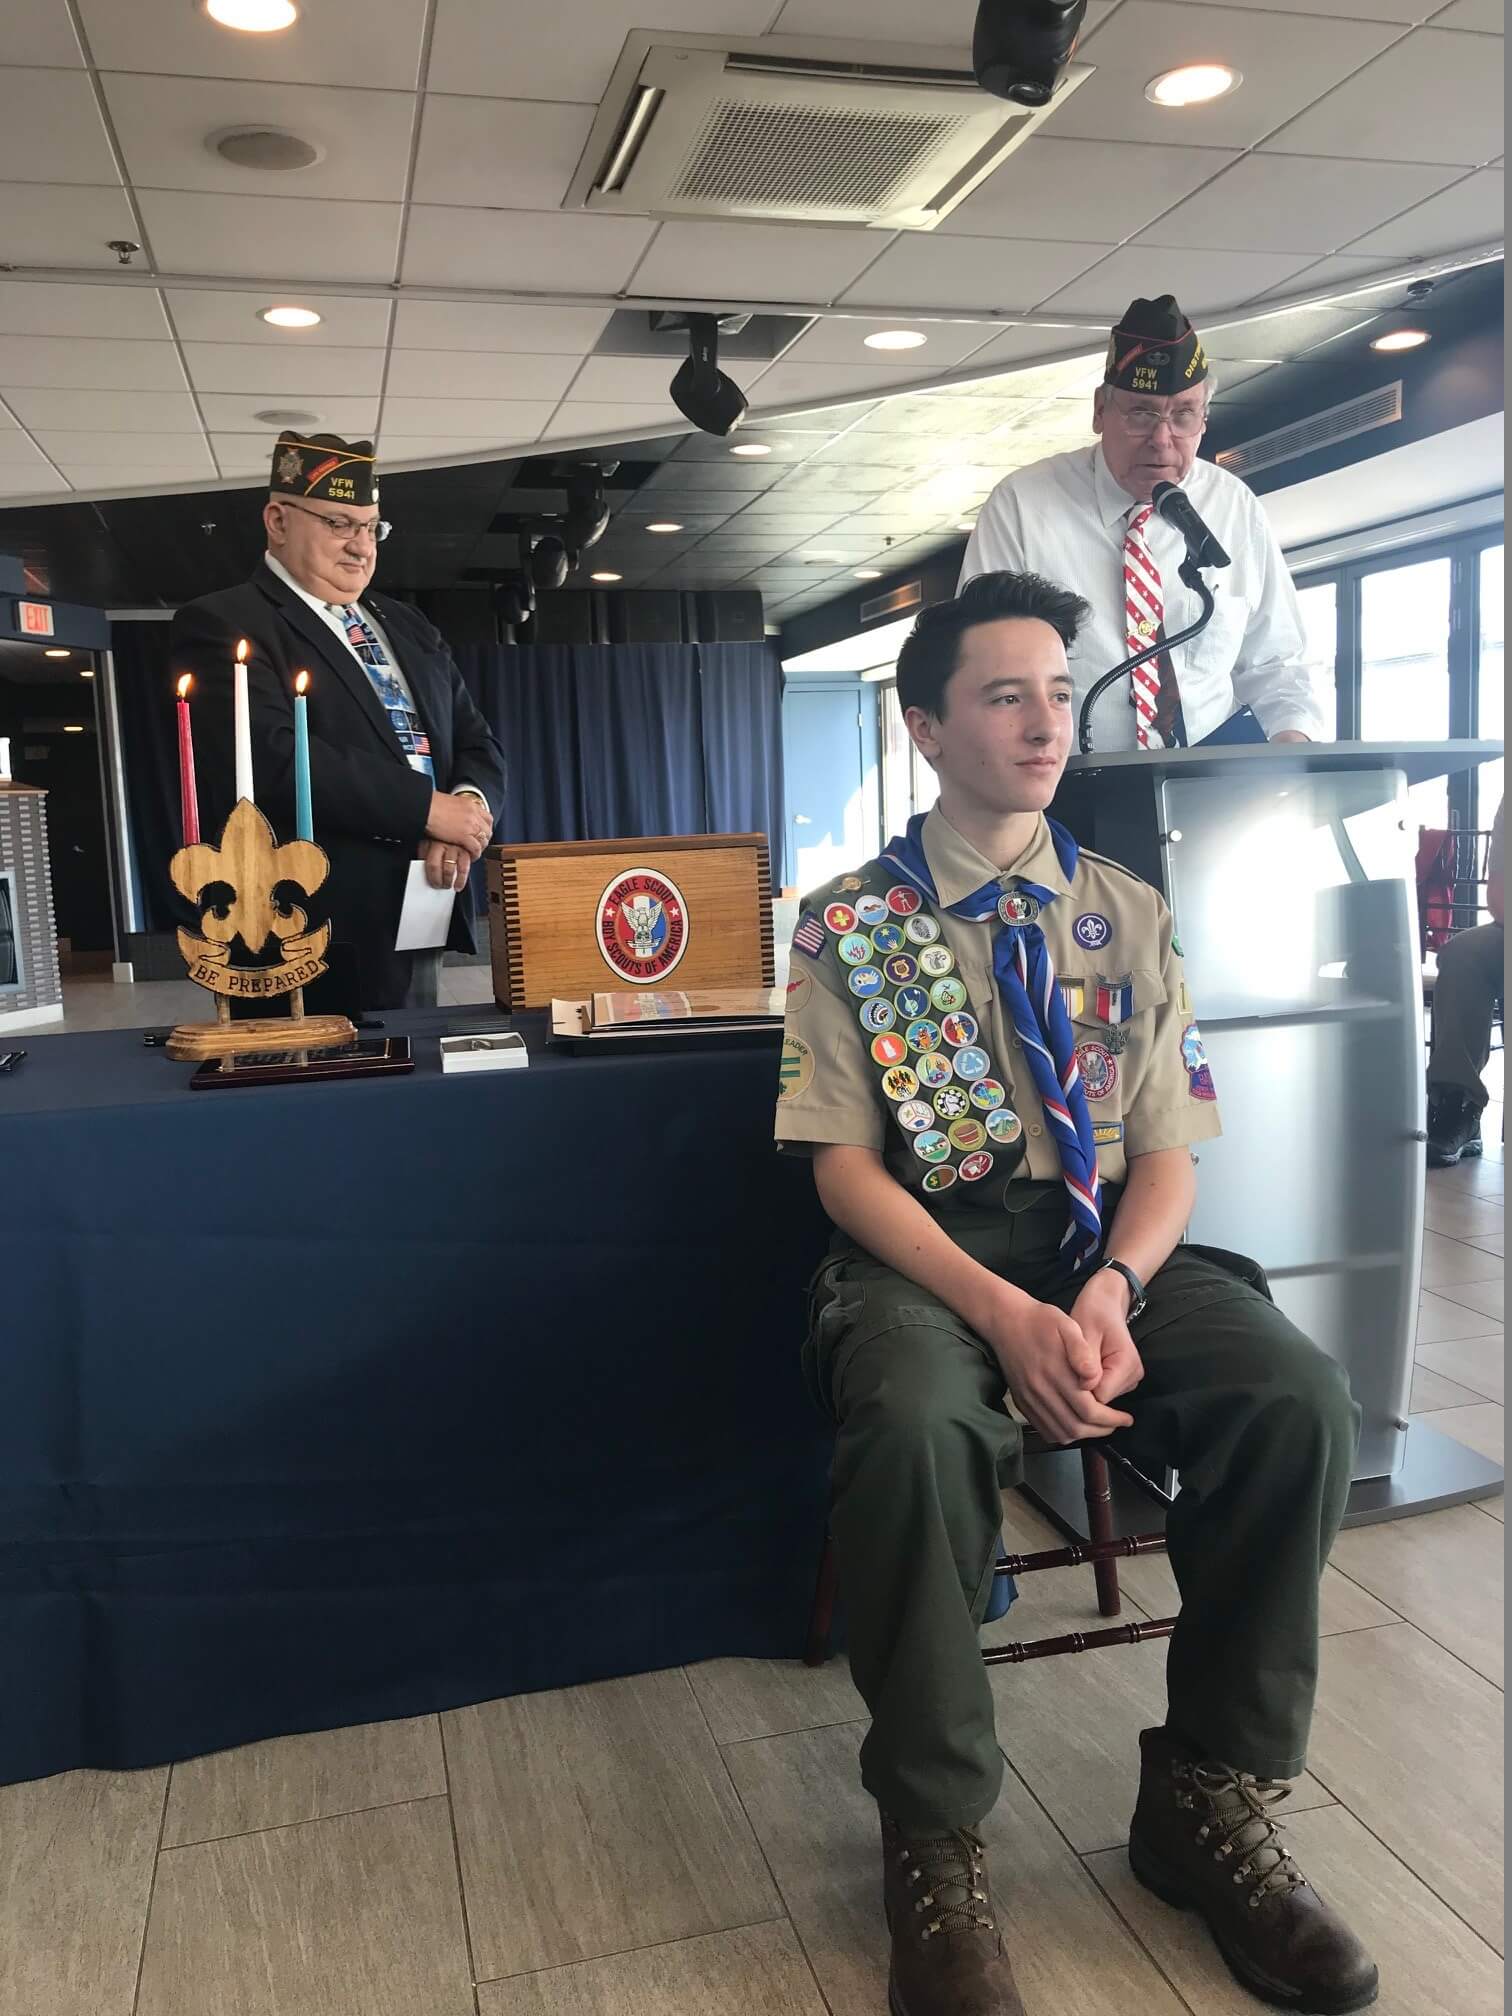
{"left": 1124, "top": 504, "right": 1164, "bottom": 750}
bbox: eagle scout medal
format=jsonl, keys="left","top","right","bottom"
{"left": 895, "top": 984, "right": 930, "bottom": 1019}
{"left": 871, "top": 921, "right": 906, "bottom": 954}
{"left": 930, "top": 977, "right": 969, "bottom": 1014}
{"left": 881, "top": 1064, "right": 920, "bottom": 1102}
{"left": 886, "top": 885, "right": 923, "bottom": 916}
{"left": 871, "top": 1031, "right": 908, "bottom": 1068}
{"left": 1075, "top": 912, "right": 1114, "bottom": 952}
{"left": 969, "top": 1078, "right": 1006, "bottom": 1110}
{"left": 777, "top": 1036, "right": 814, "bottom": 1101}
{"left": 1076, "top": 1042, "right": 1119, "bottom": 1099}
{"left": 895, "top": 1099, "right": 934, "bottom": 1133}
{"left": 906, "top": 1018, "right": 942, "bottom": 1053}
{"left": 953, "top": 1046, "right": 991, "bottom": 1081}
{"left": 940, "top": 1012, "right": 979, "bottom": 1048}
{"left": 854, "top": 893, "right": 889, "bottom": 927}
{"left": 998, "top": 890, "right": 1041, "bottom": 926}
{"left": 1183, "top": 1022, "right": 1218, "bottom": 1101}
{"left": 824, "top": 902, "right": 857, "bottom": 934}
{"left": 837, "top": 933, "right": 873, "bottom": 965}
{"left": 848, "top": 965, "right": 885, "bottom": 998}
{"left": 859, "top": 997, "right": 896, "bottom": 1033}
{"left": 959, "top": 1151, "right": 995, "bottom": 1183}
{"left": 986, "top": 1108, "right": 1024, "bottom": 1145}
{"left": 1094, "top": 974, "right": 1134, "bottom": 1025}
{"left": 904, "top": 914, "right": 941, "bottom": 946}
{"left": 913, "top": 1131, "right": 951, "bottom": 1165}
{"left": 915, "top": 1050, "right": 954, "bottom": 1090}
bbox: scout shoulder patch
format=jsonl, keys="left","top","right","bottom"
{"left": 778, "top": 1034, "right": 815, "bottom": 1102}
{"left": 1182, "top": 1022, "right": 1217, "bottom": 1102}
{"left": 792, "top": 913, "right": 826, "bottom": 961}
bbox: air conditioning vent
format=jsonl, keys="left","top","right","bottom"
{"left": 1216, "top": 382, "right": 1404, "bottom": 479}
{"left": 861, "top": 580, "right": 924, "bottom": 622}
{"left": 568, "top": 34, "right": 1090, "bottom": 233}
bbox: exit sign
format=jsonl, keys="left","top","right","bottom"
{"left": 16, "top": 599, "right": 54, "bottom": 638}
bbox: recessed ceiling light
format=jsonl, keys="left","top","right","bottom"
{"left": 855, "top": 568, "right": 883, "bottom": 579}
{"left": 63, "top": 724, "right": 85, "bottom": 733}
{"left": 204, "top": 0, "right": 299, "bottom": 30}
{"left": 730, "top": 442, "right": 773, "bottom": 457}
{"left": 261, "top": 304, "right": 321, "bottom": 329}
{"left": 864, "top": 329, "right": 929, "bottom": 352}
{"left": 254, "top": 406, "right": 321, "bottom": 427}
{"left": 591, "top": 571, "right": 623, "bottom": 583}
{"left": 1145, "top": 63, "right": 1242, "bottom": 106}
{"left": 646, "top": 521, "right": 684, "bottom": 533}
{"left": 212, "top": 127, "right": 321, "bottom": 172}
{"left": 1371, "top": 328, "right": 1431, "bottom": 352}
{"left": 80, "top": 667, "right": 96, "bottom": 678}
{"left": 806, "top": 551, "right": 844, "bottom": 563}
{"left": 44, "top": 648, "right": 70, "bottom": 658}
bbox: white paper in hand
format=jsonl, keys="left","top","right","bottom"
{"left": 395, "top": 859, "right": 456, "bottom": 952}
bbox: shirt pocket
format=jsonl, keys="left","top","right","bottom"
{"left": 1184, "top": 577, "right": 1251, "bottom": 680}
{"left": 1068, "top": 967, "right": 1167, "bottom": 1108}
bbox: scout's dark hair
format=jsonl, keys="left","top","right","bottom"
{"left": 896, "top": 571, "right": 1091, "bottom": 720}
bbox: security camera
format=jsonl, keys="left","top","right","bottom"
{"left": 974, "top": 0, "right": 1087, "bottom": 107}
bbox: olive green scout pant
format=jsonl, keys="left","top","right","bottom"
{"left": 804, "top": 1184, "right": 1360, "bottom": 1833}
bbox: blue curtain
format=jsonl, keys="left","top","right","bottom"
{"left": 699, "top": 642, "right": 785, "bottom": 861}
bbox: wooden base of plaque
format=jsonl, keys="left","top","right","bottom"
{"left": 165, "top": 1014, "right": 357, "bottom": 1063}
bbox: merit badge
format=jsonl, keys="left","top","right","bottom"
{"left": 859, "top": 997, "right": 897, "bottom": 1034}
{"left": 948, "top": 1117, "right": 988, "bottom": 1154}
{"left": 1076, "top": 1041, "right": 1119, "bottom": 1100}
{"left": 904, "top": 914, "right": 942, "bottom": 946}
{"left": 969, "top": 1077, "right": 1007, "bottom": 1111}
{"left": 1074, "top": 912, "right": 1114, "bottom": 952}
{"left": 871, "top": 922, "right": 906, "bottom": 955}
{"left": 998, "top": 890, "right": 1041, "bottom": 926}
{"left": 940, "top": 1012, "right": 979, "bottom": 1049}
{"left": 922, "top": 1164, "right": 958, "bottom": 1194}
{"left": 1183, "top": 1022, "right": 1218, "bottom": 1102}
{"left": 906, "top": 1018, "right": 943, "bottom": 1054}
{"left": 919, "top": 944, "right": 955, "bottom": 978}
{"left": 854, "top": 893, "right": 889, "bottom": 927}
{"left": 785, "top": 972, "right": 812, "bottom": 1014}
{"left": 824, "top": 902, "right": 858, "bottom": 935}
{"left": 882, "top": 1064, "right": 920, "bottom": 1102}
{"left": 838, "top": 933, "right": 873, "bottom": 966}
{"left": 959, "top": 1151, "right": 995, "bottom": 1183}
{"left": 895, "top": 984, "right": 930, "bottom": 1020}
{"left": 833, "top": 875, "right": 864, "bottom": 895}
{"left": 934, "top": 1086, "right": 970, "bottom": 1121}
{"left": 886, "top": 885, "right": 923, "bottom": 917}
{"left": 915, "top": 1051, "right": 955, "bottom": 1090}
{"left": 598, "top": 867, "right": 689, "bottom": 983}
{"left": 884, "top": 953, "right": 920, "bottom": 987}
{"left": 1058, "top": 978, "right": 1085, "bottom": 1019}
{"left": 792, "top": 914, "right": 826, "bottom": 961}
{"left": 895, "top": 1098, "right": 935, "bottom": 1133}
{"left": 871, "top": 1032, "right": 909, "bottom": 1068}
{"left": 913, "top": 1131, "right": 951, "bottom": 1165}
{"left": 777, "top": 1035, "right": 814, "bottom": 1102}
{"left": 953, "top": 1046, "right": 991, "bottom": 1082}
{"left": 848, "top": 965, "right": 885, "bottom": 998}
{"left": 930, "top": 977, "right": 969, "bottom": 1015}
{"left": 1092, "top": 1120, "right": 1125, "bottom": 1146}
{"left": 1094, "top": 974, "right": 1135, "bottom": 1025}
{"left": 986, "top": 1109, "right": 1024, "bottom": 1145}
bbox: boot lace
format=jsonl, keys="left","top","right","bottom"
{"left": 1174, "top": 1761, "right": 1309, "bottom": 1909}
{"left": 894, "top": 1828, "right": 996, "bottom": 1940}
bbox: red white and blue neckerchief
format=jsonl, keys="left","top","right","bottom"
{"left": 881, "top": 813, "right": 1103, "bottom": 1271}
{"left": 336, "top": 602, "right": 435, "bottom": 781}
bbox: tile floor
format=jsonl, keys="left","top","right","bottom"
{"left": 4, "top": 999, "right": 1503, "bottom": 2016}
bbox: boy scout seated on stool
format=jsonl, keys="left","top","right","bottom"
{"left": 775, "top": 571, "right": 1378, "bottom": 2016}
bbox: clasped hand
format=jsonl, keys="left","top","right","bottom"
{"left": 422, "top": 790, "right": 494, "bottom": 890}
{"left": 979, "top": 1270, "right": 1145, "bottom": 1444}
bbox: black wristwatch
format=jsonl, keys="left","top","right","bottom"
{"left": 1096, "top": 1258, "right": 1148, "bottom": 1322}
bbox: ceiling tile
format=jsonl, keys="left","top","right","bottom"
{"left": 632, "top": 220, "right": 886, "bottom": 304}
{"left": 1346, "top": 168, "right": 1505, "bottom": 253}
{"left": 8, "top": 2, "right": 83, "bottom": 65}
{"left": 672, "top": 428, "right": 837, "bottom": 461}
{"left": 0, "top": 68, "right": 119, "bottom": 185}
{"left": 849, "top": 388, "right": 1057, "bottom": 433}
{"left": 839, "top": 235, "right": 1111, "bottom": 312}
{"left": 1263, "top": 29, "right": 1503, "bottom": 165}
{"left": 1429, "top": 0, "right": 1502, "bottom": 26}
{"left": 197, "top": 393, "right": 380, "bottom": 433}
{"left": 210, "top": 434, "right": 284, "bottom": 477}
{"left": 0, "top": 431, "right": 61, "bottom": 470}
{"left": 0, "top": 281, "right": 170, "bottom": 341}
{"left": 384, "top": 351, "right": 580, "bottom": 401}
{"left": 375, "top": 436, "right": 514, "bottom": 468}
{"left": 776, "top": 315, "right": 1001, "bottom": 368}
{"left": 1202, "top": 299, "right": 1387, "bottom": 357}
{"left": 568, "top": 354, "right": 766, "bottom": 404}
{"left": 748, "top": 360, "right": 919, "bottom": 409}
{"left": 166, "top": 288, "right": 392, "bottom": 347}
{"left": 392, "top": 299, "right": 611, "bottom": 355}
{"left": 0, "top": 184, "right": 141, "bottom": 270}
{"left": 960, "top": 326, "right": 1105, "bottom": 375}
{"left": 1040, "top": 244, "right": 1321, "bottom": 315}
{"left": 1055, "top": 2, "right": 1404, "bottom": 149}
{"left": 11, "top": 388, "right": 203, "bottom": 432}
{"left": 941, "top": 137, "right": 1239, "bottom": 246}
{"left": 771, "top": 464, "right": 899, "bottom": 494}
{"left": 35, "top": 430, "right": 215, "bottom": 470}
{"left": 1139, "top": 154, "right": 1465, "bottom": 254}
{"left": 379, "top": 396, "right": 554, "bottom": 442}
{"left": 402, "top": 207, "right": 655, "bottom": 290}
{"left": 543, "top": 399, "right": 690, "bottom": 443}
{"left": 412, "top": 97, "right": 594, "bottom": 211}
{"left": 77, "top": 0, "right": 430, "bottom": 89}
{"left": 425, "top": 0, "right": 776, "bottom": 102}
{"left": 0, "top": 468, "right": 69, "bottom": 499}
{"left": 0, "top": 335, "right": 187, "bottom": 391}
{"left": 725, "top": 510, "right": 853, "bottom": 533}
{"left": 772, "top": 0, "right": 976, "bottom": 36}
{"left": 1248, "top": 253, "right": 1405, "bottom": 301}
{"left": 138, "top": 192, "right": 404, "bottom": 284}
{"left": 180, "top": 342, "right": 385, "bottom": 398}
{"left": 644, "top": 460, "right": 779, "bottom": 492}
{"left": 1209, "top": 359, "right": 1280, "bottom": 393}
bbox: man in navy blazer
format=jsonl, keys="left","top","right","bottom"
{"left": 170, "top": 433, "right": 507, "bottom": 1011}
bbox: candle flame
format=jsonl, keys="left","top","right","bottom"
{"left": 236, "top": 638, "right": 250, "bottom": 665}
{"left": 294, "top": 670, "right": 309, "bottom": 697}
{"left": 176, "top": 673, "right": 193, "bottom": 700}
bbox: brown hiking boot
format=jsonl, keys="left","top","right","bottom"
{"left": 881, "top": 1813, "right": 1024, "bottom": 2015}
{"left": 1130, "top": 1727, "right": 1379, "bottom": 2013}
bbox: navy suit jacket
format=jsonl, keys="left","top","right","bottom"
{"left": 169, "top": 562, "right": 507, "bottom": 1009}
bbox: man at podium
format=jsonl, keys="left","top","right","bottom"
{"left": 962, "top": 295, "right": 1327, "bottom": 752}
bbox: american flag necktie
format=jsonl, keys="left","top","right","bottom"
{"left": 335, "top": 603, "right": 436, "bottom": 781}
{"left": 1124, "top": 505, "right": 1166, "bottom": 750}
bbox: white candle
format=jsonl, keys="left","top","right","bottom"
{"left": 233, "top": 638, "right": 255, "bottom": 804}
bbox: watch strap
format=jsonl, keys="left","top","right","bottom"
{"left": 1099, "top": 1258, "right": 1148, "bottom": 1320}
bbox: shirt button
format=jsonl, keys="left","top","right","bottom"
{"left": 1030, "top": 1123, "right": 1044, "bottom": 1138}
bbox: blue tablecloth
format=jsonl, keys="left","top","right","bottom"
{"left": 0, "top": 1009, "right": 834, "bottom": 1784}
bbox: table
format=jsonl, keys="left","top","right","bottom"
{"left": 0, "top": 1008, "right": 834, "bottom": 1786}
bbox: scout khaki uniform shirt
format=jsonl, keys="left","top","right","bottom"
{"left": 775, "top": 808, "right": 1222, "bottom": 1188}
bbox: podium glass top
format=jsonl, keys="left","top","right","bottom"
{"left": 1064, "top": 739, "right": 1503, "bottom": 791}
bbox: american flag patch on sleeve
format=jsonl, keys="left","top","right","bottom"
{"left": 792, "top": 914, "right": 827, "bottom": 960}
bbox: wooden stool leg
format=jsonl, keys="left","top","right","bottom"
{"left": 804, "top": 1535, "right": 839, "bottom": 1667}
{"left": 1081, "top": 1447, "right": 1122, "bottom": 1618}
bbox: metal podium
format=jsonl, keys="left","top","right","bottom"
{"left": 1033, "top": 738, "right": 1504, "bottom": 1531}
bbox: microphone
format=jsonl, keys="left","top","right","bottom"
{"left": 1151, "top": 480, "right": 1231, "bottom": 571}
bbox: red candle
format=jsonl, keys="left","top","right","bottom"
{"left": 176, "top": 672, "right": 200, "bottom": 845}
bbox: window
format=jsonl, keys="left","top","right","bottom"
{"left": 1478, "top": 542, "right": 1504, "bottom": 835}
{"left": 1360, "top": 556, "right": 1453, "bottom": 831}
{"left": 1294, "top": 580, "right": 1339, "bottom": 738}
{"left": 877, "top": 682, "right": 940, "bottom": 837}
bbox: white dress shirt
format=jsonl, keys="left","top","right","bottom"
{"left": 265, "top": 551, "right": 489, "bottom": 814}
{"left": 960, "top": 446, "right": 1327, "bottom": 750}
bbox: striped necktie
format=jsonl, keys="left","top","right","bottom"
{"left": 335, "top": 604, "right": 435, "bottom": 780}
{"left": 1122, "top": 507, "right": 1187, "bottom": 750}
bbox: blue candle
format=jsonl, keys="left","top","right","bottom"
{"left": 293, "top": 670, "right": 314, "bottom": 841}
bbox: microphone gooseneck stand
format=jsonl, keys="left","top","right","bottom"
{"left": 1076, "top": 554, "right": 1217, "bottom": 755}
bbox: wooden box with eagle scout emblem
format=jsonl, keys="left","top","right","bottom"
{"left": 484, "top": 833, "right": 776, "bottom": 1011}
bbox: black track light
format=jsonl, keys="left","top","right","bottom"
{"left": 530, "top": 534, "right": 570, "bottom": 591}
{"left": 665, "top": 312, "right": 749, "bottom": 437}
{"left": 973, "top": 0, "right": 1087, "bottom": 108}
{"left": 562, "top": 466, "right": 611, "bottom": 551}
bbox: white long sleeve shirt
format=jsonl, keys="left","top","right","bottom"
{"left": 960, "top": 445, "right": 1327, "bottom": 750}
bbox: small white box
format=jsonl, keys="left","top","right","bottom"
{"left": 439, "top": 1031, "right": 529, "bottom": 1074}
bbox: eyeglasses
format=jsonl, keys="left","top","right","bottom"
{"left": 278, "top": 500, "right": 393, "bottom": 543}
{"left": 1106, "top": 394, "right": 1209, "bottom": 440}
